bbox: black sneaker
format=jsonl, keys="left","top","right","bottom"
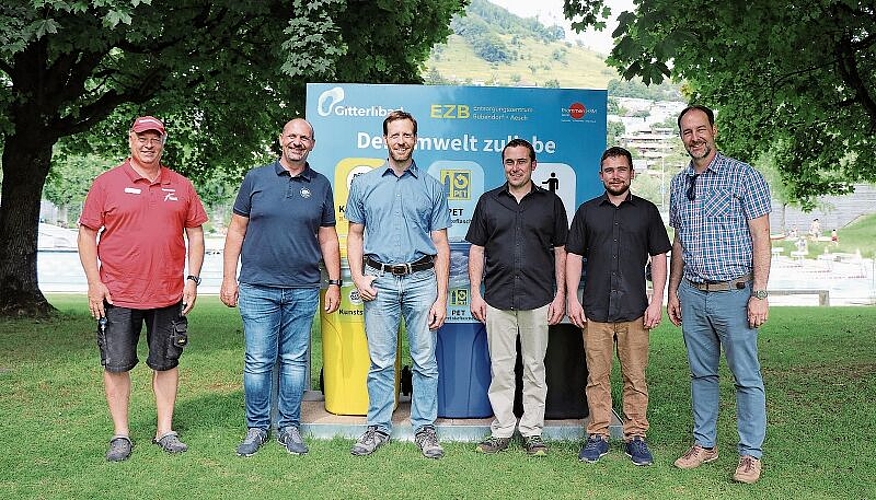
{"left": 524, "top": 435, "right": 548, "bottom": 456}
{"left": 475, "top": 436, "right": 511, "bottom": 454}
{"left": 578, "top": 434, "right": 609, "bottom": 463}
{"left": 106, "top": 435, "right": 132, "bottom": 462}
{"left": 236, "top": 428, "right": 268, "bottom": 457}
{"left": 153, "top": 431, "right": 188, "bottom": 454}
{"left": 277, "top": 426, "right": 308, "bottom": 455}
{"left": 351, "top": 426, "right": 390, "bottom": 456}
{"left": 625, "top": 437, "right": 653, "bottom": 466}
{"left": 414, "top": 426, "right": 444, "bottom": 459}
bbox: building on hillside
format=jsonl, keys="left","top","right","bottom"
{"left": 620, "top": 127, "right": 675, "bottom": 170}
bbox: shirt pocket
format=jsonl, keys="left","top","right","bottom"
{"left": 703, "top": 190, "right": 734, "bottom": 220}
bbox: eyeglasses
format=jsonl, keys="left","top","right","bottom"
{"left": 686, "top": 173, "right": 699, "bottom": 201}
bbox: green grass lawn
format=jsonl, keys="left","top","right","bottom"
{"left": 2, "top": 296, "right": 875, "bottom": 499}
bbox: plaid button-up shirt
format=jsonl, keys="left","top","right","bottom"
{"left": 669, "top": 152, "right": 771, "bottom": 283}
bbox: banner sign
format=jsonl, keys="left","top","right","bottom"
{"left": 306, "top": 83, "right": 607, "bottom": 247}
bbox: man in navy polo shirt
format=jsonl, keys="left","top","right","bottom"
{"left": 221, "top": 118, "right": 341, "bottom": 457}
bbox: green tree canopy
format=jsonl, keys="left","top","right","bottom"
{"left": 0, "top": 0, "right": 466, "bottom": 317}
{"left": 564, "top": 0, "right": 876, "bottom": 206}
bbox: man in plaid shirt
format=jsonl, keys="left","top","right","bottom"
{"left": 667, "top": 105, "right": 771, "bottom": 484}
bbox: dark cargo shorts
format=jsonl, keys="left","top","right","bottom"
{"left": 96, "top": 301, "right": 184, "bottom": 372}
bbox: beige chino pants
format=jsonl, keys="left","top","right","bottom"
{"left": 485, "top": 303, "right": 550, "bottom": 438}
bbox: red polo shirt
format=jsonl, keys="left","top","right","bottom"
{"left": 79, "top": 160, "right": 208, "bottom": 309}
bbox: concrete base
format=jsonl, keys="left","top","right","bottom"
{"left": 300, "top": 391, "right": 623, "bottom": 443}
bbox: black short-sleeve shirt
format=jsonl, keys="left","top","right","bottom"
{"left": 465, "top": 183, "right": 568, "bottom": 311}
{"left": 566, "top": 192, "right": 671, "bottom": 323}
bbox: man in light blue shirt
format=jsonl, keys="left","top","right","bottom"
{"left": 346, "top": 110, "right": 451, "bottom": 459}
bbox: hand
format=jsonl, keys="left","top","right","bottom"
{"left": 667, "top": 293, "right": 682, "bottom": 327}
{"left": 567, "top": 298, "right": 587, "bottom": 329}
{"left": 220, "top": 277, "right": 239, "bottom": 307}
{"left": 747, "top": 296, "right": 769, "bottom": 328}
{"left": 470, "top": 293, "right": 487, "bottom": 324}
{"left": 354, "top": 275, "right": 378, "bottom": 302}
{"left": 324, "top": 285, "right": 341, "bottom": 314}
{"left": 547, "top": 292, "right": 565, "bottom": 325}
{"left": 428, "top": 300, "right": 447, "bottom": 330}
{"left": 643, "top": 302, "right": 662, "bottom": 329}
{"left": 182, "top": 281, "right": 197, "bottom": 315}
{"left": 87, "top": 281, "right": 113, "bottom": 319}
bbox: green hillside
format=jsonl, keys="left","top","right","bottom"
{"left": 423, "top": 0, "right": 617, "bottom": 89}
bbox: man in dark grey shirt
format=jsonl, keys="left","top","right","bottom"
{"left": 466, "top": 138, "right": 568, "bottom": 457}
{"left": 566, "top": 146, "right": 670, "bottom": 466}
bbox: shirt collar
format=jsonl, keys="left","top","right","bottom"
{"left": 597, "top": 190, "right": 635, "bottom": 206}
{"left": 684, "top": 151, "right": 725, "bottom": 177}
{"left": 380, "top": 159, "right": 420, "bottom": 178}
{"left": 498, "top": 181, "right": 546, "bottom": 199}
{"left": 123, "top": 159, "right": 168, "bottom": 185}
{"left": 274, "top": 160, "right": 313, "bottom": 181}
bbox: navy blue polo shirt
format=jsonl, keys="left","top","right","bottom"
{"left": 465, "top": 183, "right": 568, "bottom": 311}
{"left": 566, "top": 192, "right": 671, "bottom": 322}
{"left": 233, "top": 161, "right": 335, "bottom": 288}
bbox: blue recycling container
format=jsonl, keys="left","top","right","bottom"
{"left": 436, "top": 241, "right": 493, "bottom": 418}
{"left": 436, "top": 322, "right": 493, "bottom": 418}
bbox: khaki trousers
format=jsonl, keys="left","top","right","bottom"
{"left": 485, "top": 304, "right": 549, "bottom": 438}
{"left": 584, "top": 317, "right": 650, "bottom": 440}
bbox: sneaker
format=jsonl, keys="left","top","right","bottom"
{"left": 624, "top": 437, "right": 653, "bottom": 466}
{"left": 578, "top": 434, "right": 609, "bottom": 463}
{"left": 153, "top": 431, "right": 188, "bottom": 454}
{"left": 414, "top": 426, "right": 444, "bottom": 459}
{"left": 523, "top": 435, "right": 548, "bottom": 457}
{"left": 674, "top": 444, "right": 718, "bottom": 469}
{"left": 351, "top": 426, "right": 390, "bottom": 456}
{"left": 733, "top": 455, "right": 762, "bottom": 484}
{"left": 475, "top": 436, "right": 511, "bottom": 454}
{"left": 277, "top": 426, "right": 308, "bottom": 455}
{"left": 236, "top": 428, "right": 268, "bottom": 457}
{"left": 106, "top": 435, "right": 132, "bottom": 462}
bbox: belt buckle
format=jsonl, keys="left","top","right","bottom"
{"left": 390, "top": 264, "right": 410, "bottom": 276}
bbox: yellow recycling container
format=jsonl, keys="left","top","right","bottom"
{"left": 320, "top": 263, "right": 400, "bottom": 416}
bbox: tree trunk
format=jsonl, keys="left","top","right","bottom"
{"left": 0, "top": 133, "right": 57, "bottom": 317}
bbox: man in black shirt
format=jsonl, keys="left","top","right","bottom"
{"left": 466, "top": 138, "right": 568, "bottom": 457}
{"left": 566, "top": 147, "right": 671, "bottom": 466}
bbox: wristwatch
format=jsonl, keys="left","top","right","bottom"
{"left": 751, "top": 290, "right": 768, "bottom": 300}
{"left": 326, "top": 279, "right": 343, "bottom": 287}
{"left": 186, "top": 275, "right": 202, "bottom": 286}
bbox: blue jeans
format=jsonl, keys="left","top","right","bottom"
{"left": 363, "top": 267, "right": 439, "bottom": 434}
{"left": 238, "top": 283, "right": 318, "bottom": 430}
{"left": 679, "top": 279, "right": 766, "bottom": 458}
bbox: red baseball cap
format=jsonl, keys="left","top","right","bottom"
{"left": 131, "top": 116, "right": 166, "bottom": 136}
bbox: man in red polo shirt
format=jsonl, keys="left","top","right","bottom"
{"left": 78, "top": 116, "right": 208, "bottom": 462}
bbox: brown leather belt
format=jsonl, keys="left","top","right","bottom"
{"left": 686, "top": 274, "right": 752, "bottom": 292}
{"left": 365, "top": 255, "right": 434, "bottom": 276}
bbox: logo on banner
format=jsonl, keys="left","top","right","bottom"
{"left": 569, "top": 102, "right": 586, "bottom": 120}
{"left": 317, "top": 86, "right": 345, "bottom": 116}
{"left": 449, "top": 288, "right": 469, "bottom": 306}
{"left": 440, "top": 170, "right": 471, "bottom": 200}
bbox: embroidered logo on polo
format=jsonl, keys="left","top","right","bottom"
{"left": 162, "top": 188, "right": 178, "bottom": 201}
{"left": 300, "top": 187, "right": 312, "bottom": 199}
{"left": 124, "top": 187, "right": 141, "bottom": 195}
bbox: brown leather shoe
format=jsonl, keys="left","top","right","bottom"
{"left": 674, "top": 444, "right": 718, "bottom": 469}
{"left": 733, "top": 455, "right": 762, "bottom": 484}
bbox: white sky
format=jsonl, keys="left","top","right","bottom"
{"left": 487, "top": 0, "right": 636, "bottom": 54}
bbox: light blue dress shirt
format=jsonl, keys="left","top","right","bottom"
{"left": 345, "top": 160, "right": 451, "bottom": 264}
